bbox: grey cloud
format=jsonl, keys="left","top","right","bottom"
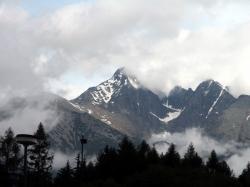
{"left": 0, "top": 94, "right": 61, "bottom": 134}
{"left": 1, "top": 0, "right": 250, "bottom": 99}
{"left": 149, "top": 128, "right": 249, "bottom": 176}
{"left": 53, "top": 151, "right": 96, "bottom": 169}
{"left": 1, "top": 0, "right": 250, "bottom": 138}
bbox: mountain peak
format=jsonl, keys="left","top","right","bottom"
{"left": 169, "top": 86, "right": 188, "bottom": 96}
{"left": 112, "top": 67, "right": 140, "bottom": 89}
{"left": 73, "top": 68, "right": 141, "bottom": 106}
{"left": 113, "top": 67, "right": 126, "bottom": 79}
{"left": 195, "top": 79, "right": 224, "bottom": 95}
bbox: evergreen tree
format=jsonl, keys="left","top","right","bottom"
{"left": 162, "top": 144, "right": 180, "bottom": 167}
{"left": 137, "top": 140, "right": 151, "bottom": 169}
{"left": 74, "top": 153, "right": 87, "bottom": 185}
{"left": 147, "top": 147, "right": 159, "bottom": 164}
{"left": 117, "top": 137, "right": 138, "bottom": 177}
{"left": 74, "top": 153, "right": 81, "bottom": 175}
{"left": 96, "top": 145, "right": 118, "bottom": 179}
{"left": 218, "top": 160, "right": 232, "bottom": 177}
{"left": 206, "top": 150, "right": 219, "bottom": 174}
{"left": 28, "top": 123, "right": 53, "bottom": 187}
{"left": 206, "top": 150, "right": 232, "bottom": 177}
{"left": 183, "top": 143, "right": 203, "bottom": 168}
{"left": 1, "top": 128, "right": 21, "bottom": 171}
{"left": 54, "top": 161, "right": 74, "bottom": 187}
{"left": 239, "top": 162, "right": 250, "bottom": 186}
{"left": 137, "top": 140, "right": 151, "bottom": 157}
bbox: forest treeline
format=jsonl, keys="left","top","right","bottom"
{"left": 1, "top": 124, "right": 250, "bottom": 187}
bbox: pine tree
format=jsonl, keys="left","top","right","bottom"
{"left": 74, "top": 153, "right": 81, "bottom": 175}
{"left": 54, "top": 161, "right": 74, "bottom": 187}
{"left": 117, "top": 137, "right": 138, "bottom": 174}
{"left": 1, "top": 128, "right": 21, "bottom": 171}
{"left": 28, "top": 123, "right": 53, "bottom": 187}
{"left": 183, "top": 143, "right": 203, "bottom": 168}
{"left": 239, "top": 162, "right": 250, "bottom": 186}
{"left": 218, "top": 160, "right": 232, "bottom": 177}
{"left": 147, "top": 147, "right": 159, "bottom": 164}
{"left": 137, "top": 140, "right": 151, "bottom": 170}
{"left": 74, "top": 153, "right": 87, "bottom": 185}
{"left": 96, "top": 145, "right": 118, "bottom": 178}
{"left": 162, "top": 143, "right": 180, "bottom": 167}
{"left": 206, "top": 150, "right": 219, "bottom": 174}
{"left": 137, "top": 140, "right": 151, "bottom": 157}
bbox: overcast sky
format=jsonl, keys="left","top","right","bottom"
{"left": 1, "top": 0, "right": 250, "bottom": 100}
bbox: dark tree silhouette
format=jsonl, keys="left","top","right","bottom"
{"left": 0, "top": 128, "right": 244, "bottom": 187}
{"left": 183, "top": 143, "right": 203, "bottom": 168}
{"left": 54, "top": 161, "right": 74, "bottom": 187}
{"left": 206, "top": 150, "right": 232, "bottom": 177}
{"left": 0, "top": 128, "right": 21, "bottom": 187}
{"left": 162, "top": 143, "right": 180, "bottom": 167}
{"left": 96, "top": 145, "right": 118, "bottom": 179}
{"left": 137, "top": 140, "right": 151, "bottom": 170}
{"left": 239, "top": 162, "right": 250, "bottom": 186}
{"left": 1, "top": 128, "right": 21, "bottom": 171}
{"left": 206, "top": 150, "right": 219, "bottom": 174}
{"left": 147, "top": 147, "right": 159, "bottom": 164}
{"left": 218, "top": 160, "right": 232, "bottom": 177}
{"left": 28, "top": 123, "right": 53, "bottom": 187}
{"left": 117, "top": 137, "right": 138, "bottom": 177}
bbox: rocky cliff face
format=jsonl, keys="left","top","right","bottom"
{"left": 166, "top": 80, "right": 236, "bottom": 132}
{"left": 70, "top": 68, "right": 173, "bottom": 138}
{"left": 3, "top": 68, "right": 250, "bottom": 155}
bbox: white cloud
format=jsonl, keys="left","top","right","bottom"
{"left": 0, "top": 0, "right": 250, "bottom": 99}
{"left": 0, "top": 94, "right": 61, "bottom": 134}
{"left": 149, "top": 128, "right": 250, "bottom": 176}
{"left": 1, "top": 0, "right": 250, "bottom": 136}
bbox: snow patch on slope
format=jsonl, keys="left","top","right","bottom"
{"left": 205, "top": 87, "right": 224, "bottom": 119}
{"left": 91, "top": 78, "right": 117, "bottom": 104}
{"left": 246, "top": 115, "right": 250, "bottom": 121}
{"left": 69, "top": 102, "right": 85, "bottom": 112}
{"left": 150, "top": 109, "right": 182, "bottom": 124}
{"left": 100, "top": 115, "right": 112, "bottom": 125}
{"left": 90, "top": 74, "right": 123, "bottom": 105}
{"left": 163, "top": 101, "right": 181, "bottom": 111}
{"left": 89, "top": 69, "right": 140, "bottom": 105}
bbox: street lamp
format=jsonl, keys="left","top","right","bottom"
{"left": 16, "top": 134, "right": 37, "bottom": 187}
{"left": 80, "top": 135, "right": 87, "bottom": 163}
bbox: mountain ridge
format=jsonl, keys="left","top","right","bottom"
{"left": 2, "top": 68, "right": 250, "bottom": 154}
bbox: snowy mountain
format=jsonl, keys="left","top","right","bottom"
{"left": 4, "top": 68, "right": 250, "bottom": 154}
{"left": 71, "top": 68, "right": 173, "bottom": 138}
{"left": 73, "top": 68, "right": 141, "bottom": 106}
{"left": 41, "top": 72, "right": 250, "bottom": 152}
{"left": 166, "top": 80, "right": 236, "bottom": 132}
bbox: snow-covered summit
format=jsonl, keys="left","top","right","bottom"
{"left": 73, "top": 68, "right": 141, "bottom": 106}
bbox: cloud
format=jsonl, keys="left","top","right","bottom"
{"left": 53, "top": 151, "right": 76, "bottom": 169}
{"left": 1, "top": 0, "right": 250, "bottom": 100}
{"left": 227, "top": 148, "right": 250, "bottom": 176}
{"left": 1, "top": 0, "right": 250, "bottom": 141}
{"left": 53, "top": 151, "right": 96, "bottom": 169}
{"left": 149, "top": 128, "right": 250, "bottom": 176}
{"left": 0, "top": 93, "right": 61, "bottom": 134}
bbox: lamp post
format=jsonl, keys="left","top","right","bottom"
{"left": 80, "top": 135, "right": 87, "bottom": 163}
{"left": 16, "top": 134, "right": 37, "bottom": 187}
